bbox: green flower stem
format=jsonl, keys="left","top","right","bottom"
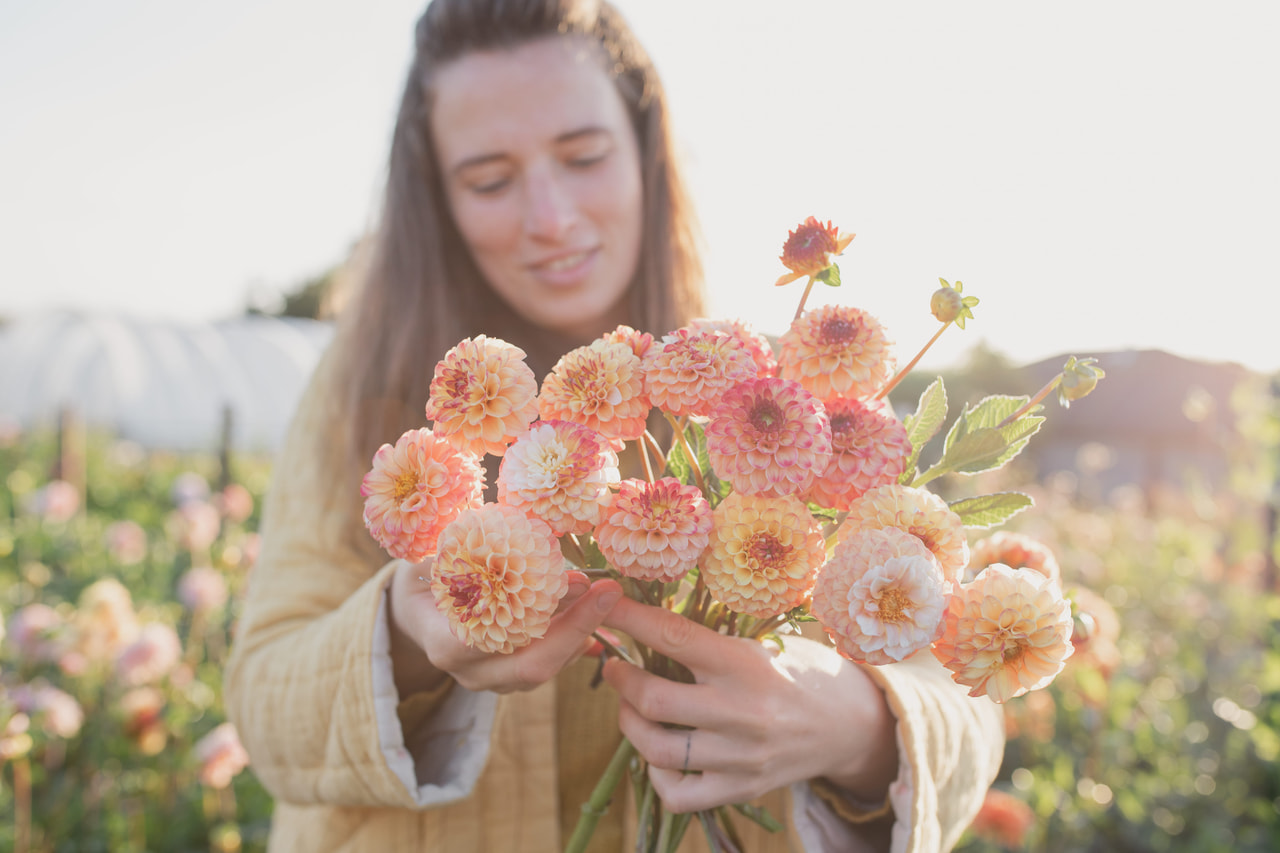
{"left": 663, "top": 412, "right": 708, "bottom": 498}
{"left": 563, "top": 533, "right": 589, "bottom": 569}
{"left": 637, "top": 432, "right": 656, "bottom": 484}
{"left": 564, "top": 737, "right": 637, "bottom": 853}
{"left": 875, "top": 320, "right": 951, "bottom": 401}
{"left": 793, "top": 275, "right": 818, "bottom": 320}
{"left": 998, "top": 375, "right": 1062, "bottom": 428}
{"left": 643, "top": 430, "right": 668, "bottom": 478}
{"left": 591, "top": 630, "right": 638, "bottom": 666}
{"left": 654, "top": 809, "right": 676, "bottom": 853}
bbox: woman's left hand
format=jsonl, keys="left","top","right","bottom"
{"left": 601, "top": 596, "right": 898, "bottom": 814}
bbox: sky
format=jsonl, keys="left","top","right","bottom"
{"left": 2, "top": 0, "right": 1278, "bottom": 373}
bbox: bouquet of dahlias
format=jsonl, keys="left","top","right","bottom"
{"left": 360, "top": 217, "right": 1105, "bottom": 852}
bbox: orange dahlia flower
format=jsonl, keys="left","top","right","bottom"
{"left": 539, "top": 340, "right": 650, "bottom": 449}
{"left": 778, "top": 305, "right": 895, "bottom": 402}
{"left": 841, "top": 484, "right": 969, "bottom": 582}
{"left": 600, "top": 324, "right": 656, "bottom": 359}
{"left": 424, "top": 336, "right": 540, "bottom": 457}
{"left": 497, "top": 420, "right": 620, "bottom": 536}
{"left": 689, "top": 317, "right": 778, "bottom": 378}
{"left": 642, "top": 328, "right": 758, "bottom": 418}
{"left": 701, "top": 492, "right": 825, "bottom": 619}
{"left": 811, "top": 527, "right": 948, "bottom": 665}
{"left": 806, "top": 396, "right": 911, "bottom": 511}
{"left": 595, "top": 477, "right": 712, "bottom": 583}
{"left": 430, "top": 504, "right": 568, "bottom": 654}
{"left": 932, "top": 563, "right": 1075, "bottom": 703}
{"left": 361, "top": 427, "right": 486, "bottom": 562}
{"left": 705, "top": 377, "right": 832, "bottom": 498}
{"left": 775, "top": 216, "right": 855, "bottom": 287}
{"left": 971, "top": 789, "right": 1036, "bottom": 849}
{"left": 967, "top": 531, "right": 1060, "bottom": 584}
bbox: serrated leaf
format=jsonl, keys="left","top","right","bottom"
{"left": 899, "top": 378, "right": 947, "bottom": 484}
{"left": 931, "top": 394, "right": 1047, "bottom": 478}
{"left": 948, "top": 492, "right": 1034, "bottom": 528}
{"left": 939, "top": 427, "right": 1011, "bottom": 474}
{"left": 816, "top": 263, "right": 842, "bottom": 287}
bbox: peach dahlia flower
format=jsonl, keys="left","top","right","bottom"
{"left": 361, "top": 428, "right": 486, "bottom": 563}
{"left": 967, "top": 531, "right": 1060, "bottom": 584}
{"left": 705, "top": 377, "right": 832, "bottom": 498}
{"left": 600, "top": 324, "right": 656, "bottom": 359}
{"left": 841, "top": 484, "right": 969, "bottom": 582}
{"left": 811, "top": 527, "right": 947, "bottom": 665}
{"left": 778, "top": 304, "right": 895, "bottom": 402}
{"left": 497, "top": 420, "right": 620, "bottom": 536}
{"left": 595, "top": 478, "right": 711, "bottom": 582}
{"left": 642, "top": 328, "right": 758, "bottom": 419}
{"left": 932, "top": 563, "right": 1075, "bottom": 703}
{"left": 539, "top": 339, "right": 650, "bottom": 448}
{"left": 701, "top": 492, "right": 825, "bottom": 619}
{"left": 689, "top": 318, "right": 778, "bottom": 378}
{"left": 431, "top": 504, "right": 568, "bottom": 654}
{"left": 425, "top": 336, "right": 540, "bottom": 457}
{"left": 806, "top": 396, "right": 911, "bottom": 511}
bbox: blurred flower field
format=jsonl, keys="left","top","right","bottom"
{"left": 2, "top": 416, "right": 1279, "bottom": 851}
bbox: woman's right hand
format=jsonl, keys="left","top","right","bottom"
{"left": 387, "top": 558, "right": 622, "bottom": 695}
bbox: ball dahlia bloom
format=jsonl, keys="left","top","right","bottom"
{"left": 778, "top": 304, "right": 895, "bottom": 402}
{"left": 595, "top": 478, "right": 712, "bottom": 583}
{"left": 688, "top": 317, "right": 778, "bottom": 377}
{"left": 430, "top": 504, "right": 569, "bottom": 654}
{"left": 705, "top": 377, "right": 832, "bottom": 497}
{"left": 841, "top": 484, "right": 970, "bottom": 582}
{"left": 932, "top": 563, "right": 1075, "bottom": 703}
{"left": 642, "top": 328, "right": 758, "bottom": 418}
{"left": 701, "top": 493, "right": 825, "bottom": 619}
{"left": 539, "top": 339, "right": 651, "bottom": 448}
{"left": 811, "top": 527, "right": 948, "bottom": 665}
{"left": 115, "top": 622, "right": 182, "bottom": 687}
{"left": 361, "top": 427, "right": 486, "bottom": 563}
{"left": 600, "top": 324, "right": 656, "bottom": 359}
{"left": 774, "top": 216, "right": 855, "bottom": 286}
{"left": 498, "top": 420, "right": 620, "bottom": 536}
{"left": 194, "top": 722, "right": 251, "bottom": 789}
{"left": 967, "top": 531, "right": 1060, "bottom": 584}
{"left": 424, "top": 336, "right": 540, "bottom": 457}
{"left": 806, "top": 396, "right": 911, "bottom": 510}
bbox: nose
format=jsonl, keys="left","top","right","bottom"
{"left": 523, "top": 168, "right": 578, "bottom": 242}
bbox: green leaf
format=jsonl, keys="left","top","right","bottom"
{"left": 898, "top": 377, "right": 948, "bottom": 485}
{"left": 948, "top": 492, "right": 1034, "bottom": 528}
{"left": 816, "top": 262, "right": 842, "bottom": 287}
{"left": 731, "top": 801, "right": 784, "bottom": 833}
{"left": 936, "top": 394, "right": 1045, "bottom": 476}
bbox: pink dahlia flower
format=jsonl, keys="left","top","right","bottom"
{"left": 177, "top": 566, "right": 229, "bottom": 613}
{"left": 115, "top": 622, "right": 182, "bottom": 686}
{"left": 701, "top": 492, "right": 825, "bottom": 618}
{"left": 841, "top": 484, "right": 969, "bottom": 582}
{"left": 774, "top": 217, "right": 855, "bottom": 287}
{"left": 7, "top": 603, "right": 65, "bottom": 663}
{"left": 689, "top": 318, "right": 778, "bottom": 378}
{"left": 967, "top": 531, "right": 1060, "bottom": 584}
{"left": 10, "top": 681, "right": 85, "bottom": 739}
{"left": 600, "top": 324, "right": 656, "bottom": 359}
{"left": 104, "top": 519, "right": 148, "bottom": 565}
{"left": 194, "top": 722, "right": 251, "bottom": 789}
{"left": 361, "top": 427, "right": 486, "bottom": 563}
{"left": 539, "top": 339, "right": 651, "bottom": 448}
{"left": 806, "top": 397, "right": 911, "bottom": 511}
{"left": 595, "top": 477, "right": 712, "bottom": 582}
{"left": 497, "top": 420, "right": 620, "bottom": 536}
{"left": 932, "top": 563, "right": 1075, "bottom": 703}
{"left": 431, "top": 504, "right": 569, "bottom": 654}
{"left": 642, "top": 328, "right": 758, "bottom": 418}
{"left": 811, "top": 527, "right": 947, "bottom": 665}
{"left": 424, "top": 336, "right": 540, "bottom": 457}
{"left": 705, "top": 377, "right": 832, "bottom": 497}
{"left": 778, "top": 305, "right": 895, "bottom": 402}
{"left": 25, "top": 479, "right": 80, "bottom": 523}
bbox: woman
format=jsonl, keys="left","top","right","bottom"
{"left": 224, "top": 1, "right": 1004, "bottom": 850}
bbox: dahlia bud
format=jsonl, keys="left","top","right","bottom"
{"left": 1058, "top": 356, "right": 1105, "bottom": 405}
{"left": 930, "top": 279, "right": 979, "bottom": 328}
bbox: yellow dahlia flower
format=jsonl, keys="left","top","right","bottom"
{"left": 425, "top": 336, "right": 540, "bottom": 457}
{"left": 539, "top": 340, "right": 650, "bottom": 448}
{"left": 497, "top": 420, "right": 620, "bottom": 536}
{"left": 595, "top": 477, "right": 712, "bottom": 583}
{"left": 841, "top": 484, "right": 969, "bottom": 582}
{"left": 778, "top": 305, "right": 895, "bottom": 402}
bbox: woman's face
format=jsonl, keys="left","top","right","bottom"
{"left": 431, "top": 37, "right": 644, "bottom": 339}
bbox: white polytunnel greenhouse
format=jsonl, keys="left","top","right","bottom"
{"left": 0, "top": 312, "right": 334, "bottom": 452}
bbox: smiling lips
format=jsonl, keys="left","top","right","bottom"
{"left": 532, "top": 248, "right": 596, "bottom": 273}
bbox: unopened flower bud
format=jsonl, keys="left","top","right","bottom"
{"left": 931, "top": 287, "right": 964, "bottom": 323}
{"left": 1058, "top": 356, "right": 1105, "bottom": 405}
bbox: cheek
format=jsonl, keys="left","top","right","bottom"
{"left": 449, "top": 195, "right": 520, "bottom": 261}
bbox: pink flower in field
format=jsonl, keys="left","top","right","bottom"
{"left": 775, "top": 216, "right": 855, "bottom": 286}
{"left": 642, "top": 328, "right": 758, "bottom": 418}
{"left": 177, "top": 567, "right": 229, "bottom": 613}
{"left": 539, "top": 340, "right": 651, "bottom": 448}
{"left": 170, "top": 471, "right": 211, "bottom": 507}
{"left": 497, "top": 420, "right": 620, "bottom": 536}
{"left": 595, "top": 478, "right": 712, "bottom": 582}
{"left": 424, "top": 336, "right": 540, "bottom": 457}
{"left": 171, "top": 500, "right": 221, "bottom": 552}
{"left": 119, "top": 687, "right": 167, "bottom": 754}
{"left": 115, "top": 622, "right": 182, "bottom": 686}
{"left": 932, "top": 563, "right": 1074, "bottom": 703}
{"left": 105, "top": 520, "right": 148, "bottom": 565}
{"left": 215, "top": 483, "right": 255, "bottom": 523}
{"left": 194, "top": 722, "right": 250, "bottom": 789}
{"left": 811, "top": 527, "right": 947, "bottom": 665}
{"left": 600, "top": 324, "right": 656, "bottom": 359}
{"left": 705, "top": 377, "right": 832, "bottom": 497}
{"left": 73, "top": 578, "right": 139, "bottom": 663}
{"left": 970, "top": 789, "right": 1036, "bottom": 849}
{"left": 967, "top": 531, "right": 1060, "bottom": 584}
{"left": 361, "top": 427, "right": 486, "bottom": 562}
{"left": 778, "top": 305, "right": 895, "bottom": 402}
{"left": 7, "top": 603, "right": 66, "bottom": 663}
{"left": 806, "top": 397, "right": 911, "bottom": 511}
{"left": 25, "top": 480, "right": 79, "bottom": 523}
{"left": 431, "top": 504, "right": 569, "bottom": 654}
{"left": 841, "top": 484, "right": 969, "bottom": 582}
{"left": 10, "top": 681, "right": 84, "bottom": 739}
{"left": 689, "top": 318, "right": 778, "bottom": 377}
{"left": 701, "top": 492, "right": 826, "bottom": 618}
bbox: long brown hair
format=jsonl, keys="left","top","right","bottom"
{"left": 335, "top": 0, "right": 705, "bottom": 477}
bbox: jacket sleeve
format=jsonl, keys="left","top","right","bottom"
{"left": 223, "top": 343, "right": 497, "bottom": 808}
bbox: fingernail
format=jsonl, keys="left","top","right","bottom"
{"left": 596, "top": 584, "right": 623, "bottom": 612}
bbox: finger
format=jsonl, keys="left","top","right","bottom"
{"left": 648, "top": 766, "right": 761, "bottom": 815}
{"left": 603, "top": 658, "right": 732, "bottom": 729}
{"left": 487, "top": 580, "right": 623, "bottom": 691}
{"left": 601, "top": 596, "right": 735, "bottom": 676}
{"left": 557, "top": 570, "right": 591, "bottom": 612}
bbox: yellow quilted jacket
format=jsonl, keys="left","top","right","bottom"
{"left": 225, "top": 338, "right": 1004, "bottom": 852}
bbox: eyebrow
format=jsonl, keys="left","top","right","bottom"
{"left": 450, "top": 126, "right": 614, "bottom": 175}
